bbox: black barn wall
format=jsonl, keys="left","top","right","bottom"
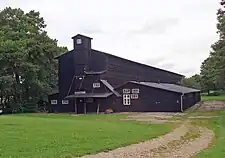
{"left": 101, "top": 83, "right": 182, "bottom": 112}
{"left": 86, "top": 50, "right": 184, "bottom": 87}
{"left": 48, "top": 93, "right": 58, "bottom": 112}
{"left": 182, "top": 92, "right": 201, "bottom": 111}
{"left": 59, "top": 51, "right": 75, "bottom": 98}
{"left": 58, "top": 51, "right": 76, "bottom": 112}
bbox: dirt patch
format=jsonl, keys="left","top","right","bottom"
{"left": 188, "top": 116, "right": 219, "bottom": 119}
{"left": 121, "top": 112, "right": 184, "bottom": 124}
{"left": 198, "top": 101, "right": 225, "bottom": 111}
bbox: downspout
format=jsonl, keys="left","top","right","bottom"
{"left": 180, "top": 93, "right": 184, "bottom": 112}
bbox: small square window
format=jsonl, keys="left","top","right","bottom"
{"left": 51, "top": 100, "right": 57, "bottom": 105}
{"left": 62, "top": 100, "right": 69, "bottom": 104}
{"left": 93, "top": 83, "right": 100, "bottom": 88}
{"left": 123, "top": 89, "right": 130, "bottom": 94}
{"left": 131, "top": 94, "right": 138, "bottom": 99}
{"left": 132, "top": 88, "right": 139, "bottom": 93}
{"left": 76, "top": 38, "right": 82, "bottom": 44}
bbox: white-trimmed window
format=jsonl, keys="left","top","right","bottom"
{"left": 123, "top": 94, "right": 131, "bottom": 105}
{"left": 132, "top": 88, "right": 139, "bottom": 93}
{"left": 123, "top": 89, "right": 130, "bottom": 94}
{"left": 76, "top": 38, "right": 82, "bottom": 44}
{"left": 51, "top": 100, "right": 57, "bottom": 105}
{"left": 131, "top": 94, "right": 138, "bottom": 99}
{"left": 93, "top": 83, "right": 100, "bottom": 88}
{"left": 62, "top": 100, "right": 69, "bottom": 104}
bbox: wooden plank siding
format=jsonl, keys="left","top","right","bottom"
{"left": 47, "top": 34, "right": 200, "bottom": 114}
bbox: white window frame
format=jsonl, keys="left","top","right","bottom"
{"left": 62, "top": 100, "right": 69, "bottom": 105}
{"left": 93, "top": 83, "right": 100, "bottom": 88}
{"left": 76, "top": 38, "right": 82, "bottom": 44}
{"left": 123, "top": 94, "right": 131, "bottom": 105}
{"left": 51, "top": 100, "right": 57, "bottom": 105}
{"left": 123, "top": 88, "right": 130, "bottom": 94}
{"left": 132, "top": 88, "right": 139, "bottom": 93}
{"left": 131, "top": 94, "right": 138, "bottom": 99}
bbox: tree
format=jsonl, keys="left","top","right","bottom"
{"left": 181, "top": 74, "right": 201, "bottom": 90}
{"left": 200, "top": 0, "right": 225, "bottom": 92}
{"left": 0, "top": 7, "right": 67, "bottom": 113}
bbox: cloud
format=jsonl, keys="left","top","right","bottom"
{"left": 158, "top": 63, "right": 175, "bottom": 70}
{"left": 0, "top": 0, "right": 220, "bottom": 77}
{"left": 179, "top": 67, "right": 198, "bottom": 77}
{"left": 142, "top": 57, "right": 165, "bottom": 66}
{"left": 79, "top": 25, "right": 104, "bottom": 34}
{"left": 129, "top": 17, "right": 179, "bottom": 35}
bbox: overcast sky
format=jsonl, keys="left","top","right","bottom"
{"left": 0, "top": 0, "right": 220, "bottom": 77}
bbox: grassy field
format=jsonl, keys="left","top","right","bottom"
{"left": 195, "top": 111, "right": 225, "bottom": 158}
{"left": 0, "top": 114, "right": 171, "bottom": 158}
{"left": 191, "top": 94, "right": 225, "bottom": 157}
{"left": 201, "top": 95, "right": 225, "bottom": 101}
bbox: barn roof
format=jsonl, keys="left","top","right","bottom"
{"left": 65, "top": 92, "right": 113, "bottom": 98}
{"left": 71, "top": 34, "right": 93, "bottom": 40}
{"left": 129, "top": 81, "right": 200, "bottom": 94}
{"left": 54, "top": 48, "right": 184, "bottom": 77}
{"left": 100, "top": 79, "right": 121, "bottom": 97}
{"left": 92, "top": 49, "right": 184, "bottom": 77}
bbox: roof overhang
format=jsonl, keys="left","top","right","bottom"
{"left": 65, "top": 93, "right": 113, "bottom": 99}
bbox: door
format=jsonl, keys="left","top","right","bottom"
{"left": 86, "top": 98, "right": 98, "bottom": 113}
{"left": 77, "top": 98, "right": 85, "bottom": 114}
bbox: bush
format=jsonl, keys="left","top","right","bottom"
{"left": 208, "top": 91, "right": 221, "bottom": 96}
{"left": 201, "top": 93, "right": 208, "bottom": 96}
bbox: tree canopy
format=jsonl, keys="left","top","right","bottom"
{"left": 0, "top": 7, "right": 67, "bottom": 113}
{"left": 185, "top": 1, "right": 225, "bottom": 93}
{"left": 199, "top": 0, "right": 225, "bottom": 92}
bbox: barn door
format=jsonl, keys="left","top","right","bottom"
{"left": 77, "top": 98, "right": 85, "bottom": 114}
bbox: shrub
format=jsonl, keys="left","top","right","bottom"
{"left": 209, "top": 91, "right": 221, "bottom": 96}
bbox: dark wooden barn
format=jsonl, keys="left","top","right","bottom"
{"left": 48, "top": 34, "right": 201, "bottom": 113}
{"left": 106, "top": 81, "right": 200, "bottom": 112}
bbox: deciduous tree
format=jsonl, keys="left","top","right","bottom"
{"left": 0, "top": 7, "right": 67, "bottom": 112}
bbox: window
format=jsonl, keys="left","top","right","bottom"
{"left": 132, "top": 88, "right": 139, "bottom": 93}
{"left": 51, "top": 100, "right": 57, "bottom": 105}
{"left": 86, "top": 98, "right": 93, "bottom": 103}
{"left": 93, "top": 83, "right": 100, "bottom": 88}
{"left": 131, "top": 94, "right": 138, "bottom": 99}
{"left": 123, "top": 89, "right": 130, "bottom": 94}
{"left": 76, "top": 38, "right": 82, "bottom": 44}
{"left": 123, "top": 94, "right": 131, "bottom": 105}
{"left": 62, "top": 100, "right": 69, "bottom": 104}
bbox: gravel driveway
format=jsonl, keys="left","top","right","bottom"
{"left": 79, "top": 113, "right": 215, "bottom": 158}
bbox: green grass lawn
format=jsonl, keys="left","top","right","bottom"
{"left": 0, "top": 114, "right": 171, "bottom": 158}
{"left": 189, "top": 96, "right": 225, "bottom": 157}
{"left": 201, "top": 95, "right": 225, "bottom": 101}
{"left": 190, "top": 110, "right": 225, "bottom": 158}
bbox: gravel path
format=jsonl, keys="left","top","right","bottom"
{"left": 79, "top": 125, "right": 214, "bottom": 158}
{"left": 79, "top": 125, "right": 188, "bottom": 158}
{"left": 79, "top": 112, "right": 215, "bottom": 158}
{"left": 158, "top": 126, "right": 214, "bottom": 158}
